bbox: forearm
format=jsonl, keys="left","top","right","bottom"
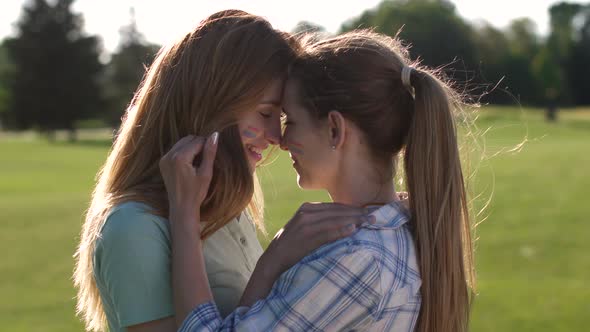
{"left": 182, "top": 250, "right": 380, "bottom": 332}
{"left": 169, "top": 210, "right": 214, "bottom": 327}
{"left": 238, "top": 253, "right": 282, "bottom": 307}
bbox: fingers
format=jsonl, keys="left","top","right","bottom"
{"left": 288, "top": 211, "right": 374, "bottom": 246}
{"left": 178, "top": 137, "right": 206, "bottom": 165}
{"left": 314, "top": 214, "right": 375, "bottom": 234}
{"left": 309, "top": 208, "right": 368, "bottom": 222}
{"left": 162, "top": 132, "right": 220, "bottom": 170}
{"left": 165, "top": 135, "right": 206, "bottom": 166}
{"left": 286, "top": 202, "right": 369, "bottom": 235}
{"left": 310, "top": 215, "right": 375, "bottom": 246}
{"left": 397, "top": 191, "right": 409, "bottom": 201}
{"left": 297, "top": 202, "right": 368, "bottom": 216}
{"left": 197, "top": 132, "right": 219, "bottom": 185}
{"left": 166, "top": 135, "right": 197, "bottom": 157}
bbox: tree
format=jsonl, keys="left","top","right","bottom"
{"left": 532, "top": 47, "right": 561, "bottom": 120}
{"left": 472, "top": 23, "right": 514, "bottom": 104}
{"left": 102, "top": 8, "right": 159, "bottom": 128}
{"left": 341, "top": 0, "right": 479, "bottom": 78}
{"left": 0, "top": 42, "right": 16, "bottom": 130}
{"left": 544, "top": 2, "right": 584, "bottom": 105}
{"left": 292, "top": 21, "right": 327, "bottom": 35}
{"left": 567, "top": 4, "right": 590, "bottom": 105}
{"left": 4, "top": 0, "right": 103, "bottom": 140}
{"left": 501, "top": 18, "right": 542, "bottom": 105}
{"left": 507, "top": 18, "right": 540, "bottom": 58}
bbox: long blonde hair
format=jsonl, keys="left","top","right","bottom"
{"left": 290, "top": 30, "right": 475, "bottom": 332}
{"left": 73, "top": 10, "right": 297, "bottom": 331}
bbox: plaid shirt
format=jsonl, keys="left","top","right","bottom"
{"left": 179, "top": 201, "right": 421, "bottom": 332}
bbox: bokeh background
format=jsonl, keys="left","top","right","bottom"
{"left": 0, "top": 0, "right": 589, "bottom": 331}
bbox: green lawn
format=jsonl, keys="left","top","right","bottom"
{"left": 0, "top": 107, "right": 588, "bottom": 331}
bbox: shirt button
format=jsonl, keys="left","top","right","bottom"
{"left": 240, "top": 237, "right": 247, "bottom": 245}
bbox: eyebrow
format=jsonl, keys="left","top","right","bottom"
{"left": 259, "top": 100, "right": 281, "bottom": 107}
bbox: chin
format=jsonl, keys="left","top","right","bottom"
{"left": 247, "top": 159, "right": 257, "bottom": 173}
{"left": 296, "top": 174, "right": 318, "bottom": 190}
{"left": 296, "top": 175, "right": 306, "bottom": 189}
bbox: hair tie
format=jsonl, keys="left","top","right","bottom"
{"left": 401, "top": 65, "right": 413, "bottom": 91}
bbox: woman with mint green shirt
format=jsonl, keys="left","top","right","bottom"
{"left": 93, "top": 202, "right": 262, "bottom": 328}
{"left": 73, "top": 10, "right": 365, "bottom": 332}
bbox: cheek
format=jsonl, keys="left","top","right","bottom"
{"left": 241, "top": 124, "right": 261, "bottom": 139}
{"left": 288, "top": 139, "right": 305, "bottom": 156}
{"left": 239, "top": 115, "right": 264, "bottom": 141}
{"left": 283, "top": 129, "right": 306, "bottom": 156}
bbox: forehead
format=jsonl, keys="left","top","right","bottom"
{"left": 260, "top": 77, "right": 285, "bottom": 105}
{"left": 282, "top": 79, "right": 313, "bottom": 120}
{"left": 282, "top": 79, "right": 301, "bottom": 107}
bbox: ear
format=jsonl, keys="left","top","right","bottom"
{"left": 327, "top": 110, "right": 346, "bottom": 150}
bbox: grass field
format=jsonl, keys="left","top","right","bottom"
{"left": 1, "top": 107, "right": 588, "bottom": 331}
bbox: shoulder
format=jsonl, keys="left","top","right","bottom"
{"left": 296, "top": 237, "right": 383, "bottom": 279}
{"left": 95, "top": 201, "right": 171, "bottom": 262}
{"left": 350, "top": 226, "right": 421, "bottom": 295}
{"left": 93, "top": 201, "right": 174, "bottom": 283}
{"left": 92, "top": 201, "right": 176, "bottom": 327}
{"left": 300, "top": 228, "right": 389, "bottom": 264}
{"left": 100, "top": 201, "right": 170, "bottom": 242}
{"left": 312, "top": 225, "right": 420, "bottom": 284}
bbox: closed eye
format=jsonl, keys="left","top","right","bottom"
{"left": 259, "top": 112, "right": 272, "bottom": 119}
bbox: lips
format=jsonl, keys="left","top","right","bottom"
{"left": 246, "top": 144, "right": 265, "bottom": 162}
{"left": 248, "top": 145, "right": 262, "bottom": 155}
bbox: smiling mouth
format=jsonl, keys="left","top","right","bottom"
{"left": 246, "top": 144, "right": 263, "bottom": 161}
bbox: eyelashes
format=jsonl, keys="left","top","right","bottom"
{"left": 258, "top": 105, "right": 281, "bottom": 119}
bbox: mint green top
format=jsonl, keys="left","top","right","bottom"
{"left": 93, "top": 201, "right": 263, "bottom": 332}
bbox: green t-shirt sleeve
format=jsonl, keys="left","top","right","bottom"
{"left": 94, "top": 203, "right": 175, "bottom": 327}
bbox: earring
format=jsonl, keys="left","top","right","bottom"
{"left": 331, "top": 145, "right": 336, "bottom": 150}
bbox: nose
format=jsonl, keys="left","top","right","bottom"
{"left": 265, "top": 130, "right": 280, "bottom": 146}
{"left": 279, "top": 136, "right": 289, "bottom": 151}
{"left": 264, "top": 117, "right": 282, "bottom": 146}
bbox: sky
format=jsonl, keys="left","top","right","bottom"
{"left": 0, "top": 0, "right": 564, "bottom": 54}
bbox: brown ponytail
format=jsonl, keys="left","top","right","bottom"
{"left": 405, "top": 68, "right": 475, "bottom": 332}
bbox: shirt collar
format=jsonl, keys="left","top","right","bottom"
{"left": 362, "top": 200, "right": 411, "bottom": 230}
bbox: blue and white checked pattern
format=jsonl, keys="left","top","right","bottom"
{"left": 179, "top": 201, "right": 421, "bottom": 332}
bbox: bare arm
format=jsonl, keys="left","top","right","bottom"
{"left": 238, "top": 252, "right": 280, "bottom": 307}
{"left": 159, "top": 133, "right": 219, "bottom": 326}
{"left": 169, "top": 209, "right": 213, "bottom": 326}
{"left": 239, "top": 203, "right": 375, "bottom": 307}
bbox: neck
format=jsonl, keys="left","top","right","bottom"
{"left": 327, "top": 162, "right": 397, "bottom": 207}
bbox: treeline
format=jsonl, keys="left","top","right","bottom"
{"left": 337, "top": 0, "right": 590, "bottom": 107}
{"left": 0, "top": 0, "right": 159, "bottom": 138}
{"left": 0, "top": 0, "right": 588, "bottom": 139}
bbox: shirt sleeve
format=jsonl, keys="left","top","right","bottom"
{"left": 93, "top": 204, "right": 175, "bottom": 327}
{"left": 179, "top": 249, "right": 383, "bottom": 332}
